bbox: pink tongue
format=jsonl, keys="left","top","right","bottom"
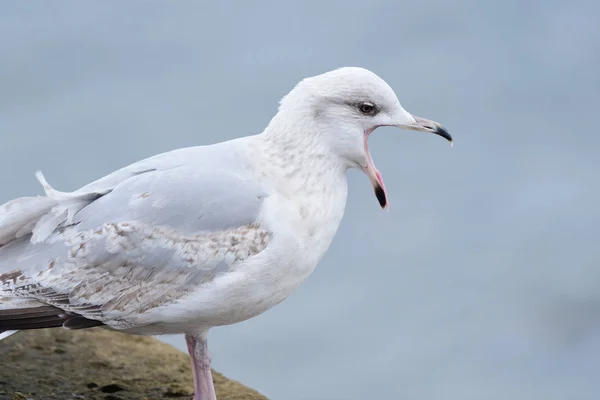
{"left": 375, "top": 169, "right": 386, "bottom": 191}
{"left": 364, "top": 131, "right": 388, "bottom": 209}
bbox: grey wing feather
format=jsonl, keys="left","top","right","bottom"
{"left": 73, "top": 163, "right": 265, "bottom": 233}
{"left": 0, "top": 145, "right": 272, "bottom": 330}
{"left": 0, "top": 145, "right": 207, "bottom": 246}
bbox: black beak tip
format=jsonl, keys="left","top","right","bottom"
{"left": 434, "top": 125, "right": 453, "bottom": 143}
{"left": 374, "top": 184, "right": 387, "bottom": 209}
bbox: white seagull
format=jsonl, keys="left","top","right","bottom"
{"left": 0, "top": 67, "right": 452, "bottom": 400}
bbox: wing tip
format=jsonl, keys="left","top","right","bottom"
{"left": 0, "top": 305, "right": 105, "bottom": 332}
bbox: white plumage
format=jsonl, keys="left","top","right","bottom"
{"left": 0, "top": 67, "right": 451, "bottom": 400}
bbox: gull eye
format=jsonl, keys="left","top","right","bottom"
{"left": 358, "top": 102, "right": 376, "bottom": 115}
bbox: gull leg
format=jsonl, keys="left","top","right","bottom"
{"left": 185, "top": 331, "right": 216, "bottom": 400}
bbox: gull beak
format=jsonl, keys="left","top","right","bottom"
{"left": 396, "top": 114, "right": 453, "bottom": 145}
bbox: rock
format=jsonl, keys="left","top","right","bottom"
{"left": 0, "top": 328, "right": 268, "bottom": 400}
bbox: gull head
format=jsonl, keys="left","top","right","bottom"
{"left": 277, "top": 66, "right": 452, "bottom": 209}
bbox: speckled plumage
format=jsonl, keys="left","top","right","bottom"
{"left": 1, "top": 221, "right": 271, "bottom": 329}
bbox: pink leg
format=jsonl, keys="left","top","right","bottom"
{"left": 185, "top": 331, "right": 216, "bottom": 400}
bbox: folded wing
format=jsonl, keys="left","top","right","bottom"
{"left": 0, "top": 146, "right": 271, "bottom": 333}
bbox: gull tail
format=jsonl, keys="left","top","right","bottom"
{"left": 0, "top": 330, "right": 17, "bottom": 341}
{"left": 0, "top": 172, "right": 109, "bottom": 342}
{"left": 0, "top": 171, "right": 108, "bottom": 246}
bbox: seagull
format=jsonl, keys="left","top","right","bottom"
{"left": 0, "top": 67, "right": 452, "bottom": 400}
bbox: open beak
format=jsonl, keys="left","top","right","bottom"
{"left": 363, "top": 113, "right": 452, "bottom": 210}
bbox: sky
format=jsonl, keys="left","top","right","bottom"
{"left": 1, "top": 1, "right": 600, "bottom": 399}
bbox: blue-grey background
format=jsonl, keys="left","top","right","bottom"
{"left": 1, "top": 1, "right": 599, "bottom": 399}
